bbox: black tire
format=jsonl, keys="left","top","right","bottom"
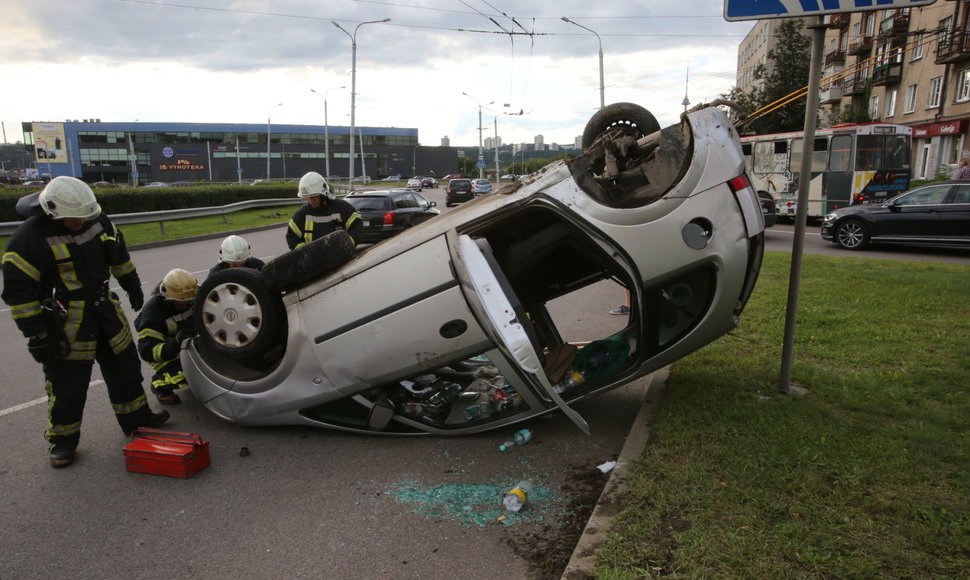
{"left": 835, "top": 219, "right": 870, "bottom": 250}
{"left": 194, "top": 267, "right": 287, "bottom": 361}
{"left": 581, "top": 102, "right": 661, "bottom": 151}
{"left": 261, "top": 230, "right": 356, "bottom": 292}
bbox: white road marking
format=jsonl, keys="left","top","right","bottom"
{"left": 0, "top": 379, "right": 105, "bottom": 417}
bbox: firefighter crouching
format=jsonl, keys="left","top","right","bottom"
{"left": 208, "top": 234, "right": 264, "bottom": 277}
{"left": 135, "top": 269, "right": 199, "bottom": 406}
{"left": 1, "top": 177, "right": 170, "bottom": 468}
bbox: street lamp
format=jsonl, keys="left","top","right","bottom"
{"left": 311, "top": 86, "right": 345, "bottom": 179}
{"left": 333, "top": 18, "right": 391, "bottom": 187}
{"left": 562, "top": 17, "right": 605, "bottom": 110}
{"left": 267, "top": 102, "right": 283, "bottom": 180}
{"left": 462, "top": 92, "right": 494, "bottom": 179}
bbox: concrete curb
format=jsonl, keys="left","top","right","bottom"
{"left": 561, "top": 367, "right": 669, "bottom": 579}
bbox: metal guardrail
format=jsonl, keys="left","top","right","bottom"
{"left": 0, "top": 198, "right": 304, "bottom": 237}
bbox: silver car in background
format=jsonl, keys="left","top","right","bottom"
{"left": 182, "top": 101, "right": 764, "bottom": 435}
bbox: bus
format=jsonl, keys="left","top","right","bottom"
{"left": 740, "top": 123, "right": 912, "bottom": 219}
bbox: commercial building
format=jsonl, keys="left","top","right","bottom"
{"left": 20, "top": 120, "right": 459, "bottom": 184}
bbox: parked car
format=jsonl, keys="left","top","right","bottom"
{"left": 406, "top": 176, "right": 424, "bottom": 190}
{"left": 757, "top": 190, "right": 777, "bottom": 228}
{"left": 471, "top": 178, "right": 493, "bottom": 195}
{"left": 821, "top": 181, "right": 970, "bottom": 250}
{"left": 144, "top": 182, "right": 170, "bottom": 188}
{"left": 345, "top": 189, "right": 440, "bottom": 244}
{"left": 182, "top": 102, "right": 765, "bottom": 436}
{"left": 440, "top": 174, "right": 462, "bottom": 181}
{"left": 445, "top": 178, "right": 475, "bottom": 206}
{"left": 500, "top": 174, "right": 517, "bottom": 181}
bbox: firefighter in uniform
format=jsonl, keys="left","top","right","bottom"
{"left": 207, "top": 235, "right": 264, "bottom": 277}
{"left": 135, "top": 268, "right": 198, "bottom": 406}
{"left": 1, "top": 177, "right": 170, "bottom": 468}
{"left": 285, "top": 171, "right": 362, "bottom": 250}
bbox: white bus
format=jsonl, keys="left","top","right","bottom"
{"left": 741, "top": 123, "right": 912, "bottom": 219}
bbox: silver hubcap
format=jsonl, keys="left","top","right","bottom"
{"left": 838, "top": 222, "right": 863, "bottom": 248}
{"left": 201, "top": 282, "right": 263, "bottom": 348}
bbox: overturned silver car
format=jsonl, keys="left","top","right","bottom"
{"left": 182, "top": 102, "right": 765, "bottom": 435}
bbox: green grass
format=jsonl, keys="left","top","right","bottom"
{"left": 595, "top": 252, "right": 970, "bottom": 579}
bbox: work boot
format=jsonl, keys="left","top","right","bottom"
{"left": 123, "top": 409, "right": 171, "bottom": 435}
{"left": 154, "top": 389, "right": 181, "bottom": 406}
{"left": 49, "top": 445, "right": 77, "bottom": 468}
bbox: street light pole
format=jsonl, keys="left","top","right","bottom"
{"left": 311, "top": 86, "right": 345, "bottom": 178}
{"left": 462, "top": 92, "right": 493, "bottom": 179}
{"left": 333, "top": 18, "right": 391, "bottom": 187}
{"left": 562, "top": 17, "right": 605, "bottom": 110}
{"left": 267, "top": 102, "right": 282, "bottom": 180}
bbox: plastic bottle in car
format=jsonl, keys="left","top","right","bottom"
{"left": 553, "top": 370, "right": 585, "bottom": 395}
{"left": 503, "top": 479, "right": 534, "bottom": 512}
{"left": 499, "top": 428, "right": 533, "bottom": 451}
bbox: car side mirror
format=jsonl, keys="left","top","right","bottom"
{"left": 429, "top": 201, "right": 437, "bottom": 207}
{"left": 886, "top": 200, "right": 899, "bottom": 211}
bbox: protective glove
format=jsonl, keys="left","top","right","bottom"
{"left": 28, "top": 332, "right": 55, "bottom": 364}
{"left": 175, "top": 328, "right": 197, "bottom": 344}
{"left": 160, "top": 339, "right": 181, "bottom": 361}
{"left": 128, "top": 288, "right": 145, "bottom": 311}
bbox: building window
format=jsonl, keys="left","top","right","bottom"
{"left": 886, "top": 89, "right": 897, "bottom": 117}
{"left": 869, "top": 95, "right": 880, "bottom": 119}
{"left": 912, "top": 32, "right": 925, "bottom": 60}
{"left": 904, "top": 84, "right": 918, "bottom": 113}
{"left": 958, "top": 69, "right": 970, "bottom": 103}
{"left": 928, "top": 76, "right": 943, "bottom": 109}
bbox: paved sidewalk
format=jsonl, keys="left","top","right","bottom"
{"left": 561, "top": 368, "right": 668, "bottom": 579}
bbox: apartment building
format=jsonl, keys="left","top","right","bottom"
{"left": 820, "top": 3, "right": 970, "bottom": 179}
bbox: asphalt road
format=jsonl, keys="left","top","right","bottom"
{"left": 0, "top": 188, "right": 645, "bottom": 580}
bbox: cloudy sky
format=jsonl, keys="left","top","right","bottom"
{"left": 1, "top": 1, "right": 754, "bottom": 147}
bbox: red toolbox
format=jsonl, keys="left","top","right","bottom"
{"left": 123, "top": 428, "right": 210, "bottom": 478}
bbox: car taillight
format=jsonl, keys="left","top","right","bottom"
{"left": 383, "top": 212, "right": 395, "bottom": 225}
{"left": 727, "top": 175, "right": 751, "bottom": 192}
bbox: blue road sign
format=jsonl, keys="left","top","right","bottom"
{"left": 724, "top": 0, "right": 937, "bottom": 22}
{"left": 476, "top": 160, "right": 486, "bottom": 169}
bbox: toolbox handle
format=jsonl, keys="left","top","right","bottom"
{"left": 129, "top": 427, "right": 205, "bottom": 446}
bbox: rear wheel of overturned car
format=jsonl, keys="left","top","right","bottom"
{"left": 195, "top": 267, "right": 287, "bottom": 361}
{"left": 261, "top": 229, "right": 356, "bottom": 292}
{"left": 581, "top": 102, "right": 661, "bottom": 151}
{"left": 835, "top": 219, "right": 870, "bottom": 250}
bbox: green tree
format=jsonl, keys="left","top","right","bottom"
{"left": 728, "top": 19, "right": 812, "bottom": 134}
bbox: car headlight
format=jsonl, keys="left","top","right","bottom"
{"left": 822, "top": 213, "right": 837, "bottom": 223}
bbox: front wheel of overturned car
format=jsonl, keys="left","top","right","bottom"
{"left": 195, "top": 267, "right": 287, "bottom": 361}
{"left": 581, "top": 102, "right": 661, "bottom": 151}
{"left": 835, "top": 219, "right": 870, "bottom": 250}
{"left": 261, "top": 230, "right": 356, "bottom": 292}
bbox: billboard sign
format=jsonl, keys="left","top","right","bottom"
{"left": 32, "top": 122, "right": 68, "bottom": 164}
{"left": 724, "top": 0, "right": 937, "bottom": 22}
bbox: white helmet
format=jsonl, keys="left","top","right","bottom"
{"left": 160, "top": 268, "right": 198, "bottom": 302}
{"left": 219, "top": 235, "right": 251, "bottom": 263}
{"left": 39, "top": 177, "right": 102, "bottom": 220}
{"left": 298, "top": 171, "right": 334, "bottom": 200}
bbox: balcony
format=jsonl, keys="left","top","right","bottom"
{"left": 825, "top": 50, "right": 846, "bottom": 67}
{"left": 877, "top": 15, "right": 910, "bottom": 41}
{"left": 937, "top": 29, "right": 970, "bottom": 64}
{"left": 843, "top": 76, "right": 869, "bottom": 96}
{"left": 848, "top": 36, "right": 873, "bottom": 56}
{"left": 819, "top": 82, "right": 844, "bottom": 104}
{"left": 829, "top": 13, "right": 850, "bottom": 28}
{"left": 872, "top": 62, "right": 903, "bottom": 86}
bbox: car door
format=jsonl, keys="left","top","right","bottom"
{"left": 871, "top": 184, "right": 948, "bottom": 241}
{"left": 938, "top": 184, "right": 970, "bottom": 245}
{"left": 408, "top": 193, "right": 438, "bottom": 226}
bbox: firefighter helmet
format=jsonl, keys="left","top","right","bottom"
{"left": 39, "top": 177, "right": 102, "bottom": 220}
{"left": 160, "top": 268, "right": 198, "bottom": 302}
{"left": 219, "top": 235, "right": 251, "bottom": 263}
{"left": 297, "top": 171, "right": 334, "bottom": 200}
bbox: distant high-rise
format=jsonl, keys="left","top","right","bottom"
{"left": 441, "top": 135, "right": 450, "bottom": 147}
{"left": 534, "top": 134, "right": 544, "bottom": 150}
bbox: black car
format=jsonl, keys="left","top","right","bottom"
{"left": 445, "top": 178, "right": 474, "bottom": 207}
{"left": 345, "top": 189, "right": 440, "bottom": 244}
{"left": 757, "top": 190, "right": 777, "bottom": 228}
{"left": 820, "top": 181, "right": 970, "bottom": 250}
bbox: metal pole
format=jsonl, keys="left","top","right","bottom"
{"left": 311, "top": 86, "right": 345, "bottom": 179}
{"left": 266, "top": 114, "right": 271, "bottom": 180}
{"left": 562, "top": 17, "right": 605, "bottom": 109}
{"left": 493, "top": 116, "right": 499, "bottom": 183}
{"left": 477, "top": 106, "right": 484, "bottom": 179}
{"left": 333, "top": 19, "right": 390, "bottom": 188}
{"left": 235, "top": 135, "right": 242, "bottom": 185}
{"left": 779, "top": 16, "right": 826, "bottom": 395}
